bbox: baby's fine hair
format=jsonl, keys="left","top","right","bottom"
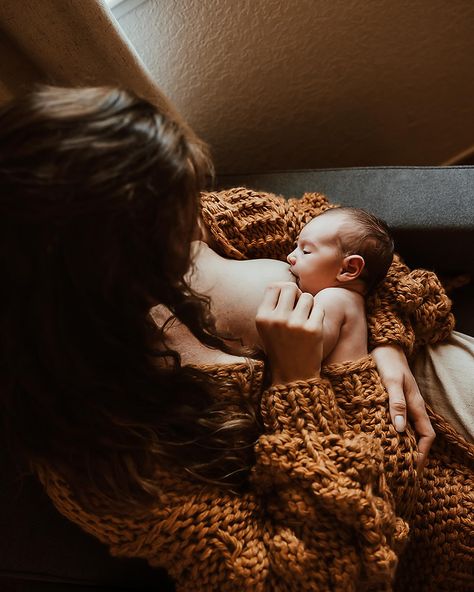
{"left": 319, "top": 206, "right": 394, "bottom": 291}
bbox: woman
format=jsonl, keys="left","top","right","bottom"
{"left": 1, "top": 85, "right": 472, "bottom": 591}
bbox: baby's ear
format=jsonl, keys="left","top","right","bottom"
{"left": 337, "top": 255, "right": 365, "bottom": 282}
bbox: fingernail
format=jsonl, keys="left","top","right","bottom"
{"left": 394, "top": 415, "right": 406, "bottom": 432}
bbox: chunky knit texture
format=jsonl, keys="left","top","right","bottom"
{"left": 39, "top": 188, "right": 472, "bottom": 591}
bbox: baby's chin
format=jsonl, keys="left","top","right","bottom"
{"left": 288, "top": 268, "right": 300, "bottom": 287}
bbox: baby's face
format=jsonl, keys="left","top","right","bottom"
{"left": 287, "top": 213, "right": 346, "bottom": 295}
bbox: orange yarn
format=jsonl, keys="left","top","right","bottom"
{"left": 39, "top": 189, "right": 471, "bottom": 591}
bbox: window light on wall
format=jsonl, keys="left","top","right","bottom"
{"left": 104, "top": 0, "right": 149, "bottom": 19}
{"left": 105, "top": 0, "right": 124, "bottom": 8}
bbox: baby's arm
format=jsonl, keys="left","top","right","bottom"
{"left": 315, "top": 288, "right": 368, "bottom": 364}
{"left": 313, "top": 288, "right": 346, "bottom": 361}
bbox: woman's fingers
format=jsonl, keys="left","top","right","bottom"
{"left": 387, "top": 382, "right": 407, "bottom": 433}
{"left": 258, "top": 282, "right": 298, "bottom": 316}
{"left": 372, "top": 344, "right": 435, "bottom": 473}
{"left": 308, "top": 297, "right": 325, "bottom": 328}
{"left": 404, "top": 378, "right": 436, "bottom": 473}
{"left": 290, "top": 292, "right": 315, "bottom": 323}
{"left": 388, "top": 371, "right": 435, "bottom": 471}
{"left": 259, "top": 283, "right": 284, "bottom": 311}
{"left": 274, "top": 282, "right": 300, "bottom": 313}
{"left": 256, "top": 285, "right": 324, "bottom": 385}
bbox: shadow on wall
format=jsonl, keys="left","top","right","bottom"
{"left": 116, "top": 0, "right": 474, "bottom": 173}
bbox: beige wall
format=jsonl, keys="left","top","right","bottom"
{"left": 117, "top": 0, "right": 474, "bottom": 173}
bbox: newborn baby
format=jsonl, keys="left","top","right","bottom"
{"left": 286, "top": 207, "right": 393, "bottom": 363}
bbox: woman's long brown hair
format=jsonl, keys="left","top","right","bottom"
{"left": 0, "top": 85, "right": 261, "bottom": 513}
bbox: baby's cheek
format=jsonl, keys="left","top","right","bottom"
{"left": 298, "top": 278, "right": 314, "bottom": 295}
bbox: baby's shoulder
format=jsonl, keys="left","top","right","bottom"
{"left": 316, "top": 287, "right": 364, "bottom": 314}
{"left": 313, "top": 288, "right": 351, "bottom": 319}
{"left": 316, "top": 286, "right": 353, "bottom": 303}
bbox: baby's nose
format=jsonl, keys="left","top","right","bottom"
{"left": 287, "top": 253, "right": 296, "bottom": 265}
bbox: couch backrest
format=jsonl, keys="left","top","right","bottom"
{"left": 218, "top": 166, "right": 474, "bottom": 274}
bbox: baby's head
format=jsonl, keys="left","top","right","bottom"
{"left": 287, "top": 207, "right": 394, "bottom": 295}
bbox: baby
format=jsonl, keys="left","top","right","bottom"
{"left": 157, "top": 207, "right": 394, "bottom": 366}
{"left": 286, "top": 207, "right": 394, "bottom": 363}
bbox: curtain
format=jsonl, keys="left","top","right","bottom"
{"left": 0, "top": 0, "right": 194, "bottom": 136}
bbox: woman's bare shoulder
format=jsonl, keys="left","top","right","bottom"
{"left": 150, "top": 304, "right": 247, "bottom": 367}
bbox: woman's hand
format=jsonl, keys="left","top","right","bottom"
{"left": 256, "top": 282, "right": 324, "bottom": 386}
{"left": 372, "top": 344, "right": 435, "bottom": 472}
